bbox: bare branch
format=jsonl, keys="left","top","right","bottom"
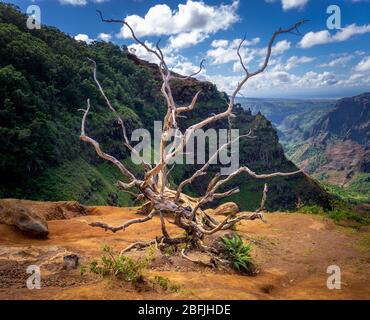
{"left": 176, "top": 90, "right": 202, "bottom": 114}
{"left": 89, "top": 210, "right": 157, "bottom": 233}
{"left": 256, "top": 183, "right": 268, "bottom": 213}
{"left": 194, "top": 166, "right": 302, "bottom": 212}
{"left": 79, "top": 99, "right": 136, "bottom": 181}
{"left": 87, "top": 58, "right": 152, "bottom": 171}
{"left": 237, "top": 36, "right": 249, "bottom": 74}
{"left": 170, "top": 59, "right": 205, "bottom": 81}
{"left": 175, "top": 132, "right": 253, "bottom": 202}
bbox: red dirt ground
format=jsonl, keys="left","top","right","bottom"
{"left": 0, "top": 203, "right": 369, "bottom": 300}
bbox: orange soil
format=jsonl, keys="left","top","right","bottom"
{"left": 0, "top": 204, "right": 369, "bottom": 300}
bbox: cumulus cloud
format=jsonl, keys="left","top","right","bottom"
{"left": 118, "top": 0, "right": 240, "bottom": 49}
{"left": 281, "top": 0, "right": 309, "bottom": 10}
{"left": 97, "top": 33, "right": 112, "bottom": 42}
{"left": 299, "top": 24, "right": 370, "bottom": 48}
{"left": 338, "top": 68, "right": 370, "bottom": 87}
{"left": 265, "top": 0, "right": 309, "bottom": 11}
{"left": 272, "top": 40, "right": 291, "bottom": 55}
{"left": 74, "top": 33, "right": 93, "bottom": 44}
{"left": 319, "top": 54, "right": 354, "bottom": 68}
{"left": 172, "top": 61, "right": 205, "bottom": 76}
{"left": 127, "top": 41, "right": 204, "bottom": 78}
{"left": 211, "top": 39, "right": 230, "bottom": 48}
{"left": 59, "top": 0, "right": 109, "bottom": 5}
{"left": 354, "top": 56, "right": 370, "bottom": 73}
{"left": 206, "top": 69, "right": 337, "bottom": 96}
{"left": 207, "top": 37, "right": 279, "bottom": 70}
{"left": 59, "top": 0, "right": 87, "bottom": 5}
{"left": 168, "top": 31, "right": 209, "bottom": 50}
{"left": 285, "top": 55, "right": 315, "bottom": 70}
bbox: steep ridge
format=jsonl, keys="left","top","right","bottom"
{"left": 287, "top": 93, "right": 370, "bottom": 203}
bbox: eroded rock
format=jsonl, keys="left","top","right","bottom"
{"left": 0, "top": 201, "right": 49, "bottom": 238}
{"left": 213, "top": 202, "right": 240, "bottom": 216}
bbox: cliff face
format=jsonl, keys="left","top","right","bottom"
{"left": 0, "top": 4, "right": 330, "bottom": 210}
{"left": 309, "top": 93, "right": 370, "bottom": 147}
{"left": 286, "top": 93, "right": 370, "bottom": 202}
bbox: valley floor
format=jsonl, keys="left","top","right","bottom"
{"left": 0, "top": 203, "right": 369, "bottom": 300}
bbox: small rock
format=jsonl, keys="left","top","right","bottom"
{"left": 63, "top": 254, "right": 79, "bottom": 270}
{"left": 213, "top": 202, "right": 240, "bottom": 216}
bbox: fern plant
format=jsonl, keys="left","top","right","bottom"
{"left": 221, "top": 234, "right": 256, "bottom": 274}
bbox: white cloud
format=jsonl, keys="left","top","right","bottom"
{"left": 59, "top": 0, "right": 87, "bottom": 5}
{"left": 281, "top": 0, "right": 309, "bottom": 10}
{"left": 338, "top": 71, "right": 370, "bottom": 87}
{"left": 118, "top": 0, "right": 240, "bottom": 49}
{"left": 172, "top": 61, "right": 205, "bottom": 76}
{"left": 265, "top": 0, "right": 309, "bottom": 11}
{"left": 126, "top": 41, "right": 204, "bottom": 78}
{"left": 211, "top": 39, "right": 229, "bottom": 48}
{"left": 207, "top": 37, "right": 274, "bottom": 69}
{"left": 59, "top": 0, "right": 109, "bottom": 5}
{"left": 355, "top": 56, "right": 370, "bottom": 72}
{"left": 207, "top": 45, "right": 253, "bottom": 66}
{"left": 299, "top": 24, "right": 370, "bottom": 48}
{"left": 168, "top": 31, "right": 208, "bottom": 50}
{"left": 272, "top": 40, "right": 291, "bottom": 55}
{"left": 74, "top": 33, "right": 93, "bottom": 44}
{"left": 97, "top": 33, "right": 112, "bottom": 42}
{"left": 319, "top": 55, "right": 354, "bottom": 68}
{"left": 206, "top": 68, "right": 339, "bottom": 98}
{"left": 285, "top": 55, "right": 315, "bottom": 70}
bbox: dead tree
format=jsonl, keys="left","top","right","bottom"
{"left": 80, "top": 13, "right": 306, "bottom": 263}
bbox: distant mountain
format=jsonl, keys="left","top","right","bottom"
{"left": 308, "top": 93, "right": 370, "bottom": 147}
{"left": 236, "top": 97, "right": 337, "bottom": 148}
{"left": 236, "top": 97, "right": 336, "bottom": 127}
{"left": 237, "top": 94, "right": 370, "bottom": 204}
{"left": 288, "top": 93, "right": 369, "bottom": 197}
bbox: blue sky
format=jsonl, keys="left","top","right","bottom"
{"left": 5, "top": 0, "right": 370, "bottom": 98}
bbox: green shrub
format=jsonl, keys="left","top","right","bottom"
{"left": 299, "top": 205, "right": 325, "bottom": 215}
{"left": 81, "top": 245, "right": 147, "bottom": 285}
{"left": 220, "top": 234, "right": 257, "bottom": 275}
{"left": 152, "top": 276, "right": 184, "bottom": 293}
{"left": 297, "top": 200, "right": 369, "bottom": 225}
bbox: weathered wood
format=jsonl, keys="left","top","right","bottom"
{"left": 80, "top": 16, "right": 306, "bottom": 263}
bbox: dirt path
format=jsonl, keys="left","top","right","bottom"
{"left": 0, "top": 204, "right": 369, "bottom": 300}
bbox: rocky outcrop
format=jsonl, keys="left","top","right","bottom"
{"left": 0, "top": 200, "right": 48, "bottom": 238}
{"left": 213, "top": 202, "right": 240, "bottom": 216}
{"left": 0, "top": 199, "right": 91, "bottom": 221}
{"left": 0, "top": 199, "right": 91, "bottom": 238}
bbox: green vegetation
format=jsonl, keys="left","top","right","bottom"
{"left": 81, "top": 245, "right": 185, "bottom": 292}
{"left": 220, "top": 234, "right": 257, "bottom": 275}
{"left": 80, "top": 245, "right": 147, "bottom": 285}
{"left": 323, "top": 181, "right": 369, "bottom": 205}
{"left": 298, "top": 204, "right": 325, "bottom": 215}
{"left": 298, "top": 197, "right": 369, "bottom": 225}
{"left": 0, "top": 3, "right": 163, "bottom": 204}
{"left": 151, "top": 276, "right": 184, "bottom": 293}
